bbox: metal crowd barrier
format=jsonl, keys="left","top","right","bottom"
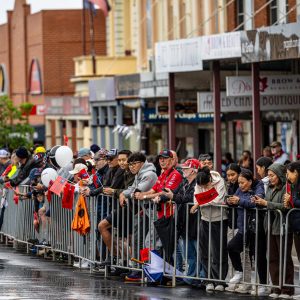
{"left": 1, "top": 188, "right": 299, "bottom": 293}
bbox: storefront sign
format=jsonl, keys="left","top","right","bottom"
{"left": 226, "top": 75, "right": 300, "bottom": 97}
{"left": 140, "top": 72, "right": 169, "bottom": 98}
{"left": 115, "top": 74, "right": 140, "bottom": 98}
{"left": 45, "top": 96, "right": 89, "bottom": 115}
{"left": 201, "top": 32, "right": 241, "bottom": 60}
{"left": 144, "top": 108, "right": 214, "bottom": 123}
{"left": 156, "top": 101, "right": 197, "bottom": 114}
{"left": 198, "top": 92, "right": 300, "bottom": 112}
{"left": 89, "top": 78, "right": 115, "bottom": 101}
{"left": 29, "top": 59, "right": 42, "bottom": 95}
{"left": 155, "top": 38, "right": 203, "bottom": 73}
{"left": 241, "top": 22, "right": 300, "bottom": 63}
{"left": 0, "top": 64, "right": 8, "bottom": 95}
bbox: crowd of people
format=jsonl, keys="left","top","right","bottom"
{"left": 0, "top": 141, "right": 299, "bottom": 299}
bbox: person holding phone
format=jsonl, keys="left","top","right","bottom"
{"left": 255, "top": 164, "right": 294, "bottom": 299}
{"left": 226, "top": 169, "right": 266, "bottom": 295}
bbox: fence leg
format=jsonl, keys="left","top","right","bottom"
{"left": 52, "top": 250, "right": 56, "bottom": 262}
{"left": 13, "top": 240, "right": 17, "bottom": 249}
{"left": 26, "top": 243, "right": 29, "bottom": 254}
{"left": 5, "top": 236, "right": 8, "bottom": 245}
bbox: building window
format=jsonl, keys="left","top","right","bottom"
{"left": 269, "top": 0, "right": 278, "bottom": 24}
{"left": 236, "top": 0, "right": 244, "bottom": 30}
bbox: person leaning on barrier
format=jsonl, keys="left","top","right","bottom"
{"left": 284, "top": 162, "right": 300, "bottom": 267}
{"left": 225, "top": 163, "right": 241, "bottom": 230}
{"left": 9, "top": 147, "right": 39, "bottom": 187}
{"left": 254, "top": 163, "right": 294, "bottom": 298}
{"left": 162, "top": 158, "right": 206, "bottom": 286}
{"left": 190, "top": 166, "right": 228, "bottom": 293}
{"left": 134, "top": 149, "right": 182, "bottom": 219}
{"left": 226, "top": 169, "right": 266, "bottom": 295}
{"left": 102, "top": 150, "right": 134, "bottom": 198}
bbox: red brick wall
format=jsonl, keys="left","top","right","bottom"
{"left": 42, "top": 10, "right": 106, "bottom": 96}
{"left": 226, "top": 0, "right": 237, "bottom": 32}
{"left": 288, "top": 0, "right": 297, "bottom": 23}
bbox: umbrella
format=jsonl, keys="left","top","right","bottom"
{"left": 153, "top": 215, "right": 175, "bottom": 262}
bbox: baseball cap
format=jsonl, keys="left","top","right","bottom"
{"left": 158, "top": 149, "right": 173, "bottom": 158}
{"left": 78, "top": 148, "right": 91, "bottom": 158}
{"left": 69, "top": 163, "right": 88, "bottom": 175}
{"left": 94, "top": 148, "right": 108, "bottom": 161}
{"left": 0, "top": 149, "right": 10, "bottom": 158}
{"left": 270, "top": 141, "right": 282, "bottom": 148}
{"left": 181, "top": 158, "right": 200, "bottom": 170}
{"left": 106, "top": 149, "right": 118, "bottom": 158}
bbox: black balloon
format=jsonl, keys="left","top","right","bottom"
{"left": 49, "top": 145, "right": 61, "bottom": 169}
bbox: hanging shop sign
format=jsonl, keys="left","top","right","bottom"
{"left": 155, "top": 37, "right": 203, "bottom": 73}
{"left": 198, "top": 91, "right": 300, "bottom": 113}
{"left": 144, "top": 108, "right": 214, "bottom": 123}
{"left": 201, "top": 31, "right": 241, "bottom": 60}
{"left": 241, "top": 21, "right": 300, "bottom": 63}
{"left": 226, "top": 75, "right": 300, "bottom": 97}
{"left": 89, "top": 78, "right": 115, "bottom": 101}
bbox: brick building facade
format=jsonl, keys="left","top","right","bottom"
{"left": 0, "top": 0, "right": 106, "bottom": 145}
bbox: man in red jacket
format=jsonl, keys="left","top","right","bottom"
{"left": 134, "top": 149, "right": 182, "bottom": 218}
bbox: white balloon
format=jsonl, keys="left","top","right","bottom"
{"left": 41, "top": 168, "right": 58, "bottom": 187}
{"left": 55, "top": 146, "right": 73, "bottom": 168}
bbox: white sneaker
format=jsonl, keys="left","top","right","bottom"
{"left": 229, "top": 271, "right": 243, "bottom": 284}
{"left": 73, "top": 259, "right": 90, "bottom": 269}
{"left": 225, "top": 283, "right": 237, "bottom": 292}
{"left": 214, "top": 285, "right": 224, "bottom": 292}
{"left": 269, "top": 293, "right": 280, "bottom": 298}
{"left": 292, "top": 295, "right": 300, "bottom": 299}
{"left": 251, "top": 286, "right": 270, "bottom": 296}
{"left": 234, "top": 284, "right": 251, "bottom": 294}
{"left": 279, "top": 295, "right": 292, "bottom": 299}
{"left": 206, "top": 283, "right": 214, "bottom": 292}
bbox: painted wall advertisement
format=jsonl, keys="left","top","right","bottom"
{"left": 241, "top": 21, "right": 300, "bottom": 63}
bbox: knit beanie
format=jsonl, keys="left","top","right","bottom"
{"left": 256, "top": 156, "right": 273, "bottom": 169}
{"left": 16, "top": 146, "right": 29, "bottom": 159}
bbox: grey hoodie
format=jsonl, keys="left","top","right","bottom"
{"left": 194, "top": 171, "right": 228, "bottom": 222}
{"left": 264, "top": 163, "right": 287, "bottom": 235}
{"left": 123, "top": 161, "right": 158, "bottom": 198}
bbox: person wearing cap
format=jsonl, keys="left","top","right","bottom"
{"left": 0, "top": 149, "right": 11, "bottom": 176}
{"left": 134, "top": 149, "right": 182, "bottom": 219}
{"left": 69, "top": 163, "right": 89, "bottom": 183}
{"left": 270, "top": 141, "right": 289, "bottom": 164}
{"left": 162, "top": 158, "right": 205, "bottom": 286}
{"left": 9, "top": 147, "right": 39, "bottom": 187}
{"left": 78, "top": 147, "right": 93, "bottom": 161}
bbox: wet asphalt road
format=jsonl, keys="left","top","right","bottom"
{"left": 0, "top": 243, "right": 280, "bottom": 300}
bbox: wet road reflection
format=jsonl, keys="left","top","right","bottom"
{"left": 0, "top": 244, "right": 269, "bottom": 300}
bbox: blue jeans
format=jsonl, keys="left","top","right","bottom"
{"left": 182, "top": 239, "right": 206, "bottom": 285}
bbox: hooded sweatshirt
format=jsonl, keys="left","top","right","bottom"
{"left": 123, "top": 161, "right": 158, "bottom": 198}
{"left": 194, "top": 171, "right": 228, "bottom": 222}
{"left": 264, "top": 163, "right": 287, "bottom": 235}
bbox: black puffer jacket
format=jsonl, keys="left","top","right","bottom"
{"left": 173, "top": 178, "right": 198, "bottom": 239}
{"left": 10, "top": 158, "right": 39, "bottom": 187}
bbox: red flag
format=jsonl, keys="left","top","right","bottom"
{"left": 63, "top": 135, "right": 69, "bottom": 146}
{"left": 13, "top": 186, "right": 19, "bottom": 205}
{"left": 286, "top": 182, "right": 294, "bottom": 208}
{"left": 4, "top": 182, "right": 13, "bottom": 190}
{"left": 88, "top": 0, "right": 110, "bottom": 17}
{"left": 47, "top": 180, "right": 54, "bottom": 202}
{"left": 195, "top": 187, "right": 219, "bottom": 206}
{"left": 49, "top": 176, "right": 67, "bottom": 196}
{"left": 140, "top": 248, "right": 150, "bottom": 262}
{"left": 1, "top": 164, "right": 12, "bottom": 177}
{"left": 62, "top": 182, "right": 75, "bottom": 210}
